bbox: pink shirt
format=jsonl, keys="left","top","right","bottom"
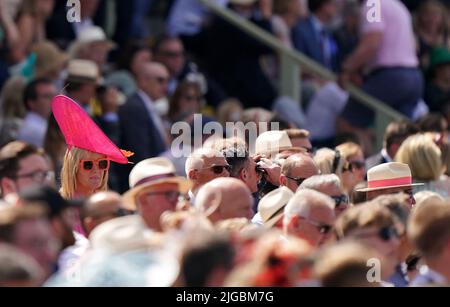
{"left": 360, "top": 0, "right": 418, "bottom": 72}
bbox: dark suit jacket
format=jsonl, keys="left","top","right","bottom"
{"left": 292, "top": 16, "right": 339, "bottom": 72}
{"left": 117, "top": 93, "right": 167, "bottom": 192}
{"left": 204, "top": 10, "right": 277, "bottom": 109}
{"left": 365, "top": 152, "right": 389, "bottom": 171}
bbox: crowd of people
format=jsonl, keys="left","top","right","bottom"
{"left": 1, "top": 0, "right": 450, "bottom": 287}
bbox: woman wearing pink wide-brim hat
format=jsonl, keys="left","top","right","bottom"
{"left": 52, "top": 95, "right": 132, "bottom": 200}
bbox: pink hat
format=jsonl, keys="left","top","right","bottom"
{"left": 52, "top": 95, "right": 130, "bottom": 164}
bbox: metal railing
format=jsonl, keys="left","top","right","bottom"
{"left": 199, "top": 0, "right": 407, "bottom": 150}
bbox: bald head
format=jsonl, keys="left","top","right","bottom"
{"left": 196, "top": 178, "right": 254, "bottom": 223}
{"left": 185, "top": 148, "right": 230, "bottom": 193}
{"left": 136, "top": 62, "right": 169, "bottom": 101}
{"left": 280, "top": 154, "right": 319, "bottom": 192}
{"left": 82, "top": 192, "right": 127, "bottom": 235}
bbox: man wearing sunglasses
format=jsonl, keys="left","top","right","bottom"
{"left": 185, "top": 148, "right": 230, "bottom": 203}
{"left": 285, "top": 129, "right": 315, "bottom": 157}
{"left": 335, "top": 202, "right": 403, "bottom": 285}
{"left": 123, "top": 158, "right": 192, "bottom": 231}
{"left": 279, "top": 154, "right": 320, "bottom": 192}
{"left": 283, "top": 189, "right": 336, "bottom": 247}
{"left": 299, "top": 174, "right": 349, "bottom": 216}
{"left": 0, "top": 141, "right": 54, "bottom": 201}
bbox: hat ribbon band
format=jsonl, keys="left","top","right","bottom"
{"left": 134, "top": 173, "right": 175, "bottom": 188}
{"left": 368, "top": 176, "right": 412, "bottom": 189}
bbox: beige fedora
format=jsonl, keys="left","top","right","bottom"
{"left": 123, "top": 158, "right": 192, "bottom": 210}
{"left": 66, "top": 59, "right": 101, "bottom": 84}
{"left": 258, "top": 186, "right": 294, "bottom": 228}
{"left": 69, "top": 26, "right": 117, "bottom": 58}
{"left": 357, "top": 162, "right": 423, "bottom": 192}
{"left": 32, "top": 41, "right": 69, "bottom": 79}
{"left": 255, "top": 130, "right": 304, "bottom": 158}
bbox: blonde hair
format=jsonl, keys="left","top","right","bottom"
{"left": 314, "top": 148, "right": 346, "bottom": 177}
{"left": 60, "top": 147, "right": 108, "bottom": 199}
{"left": 336, "top": 142, "right": 363, "bottom": 161}
{"left": 335, "top": 202, "right": 400, "bottom": 240}
{"left": 395, "top": 134, "right": 443, "bottom": 181}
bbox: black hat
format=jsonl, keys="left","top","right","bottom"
{"left": 19, "top": 186, "right": 82, "bottom": 218}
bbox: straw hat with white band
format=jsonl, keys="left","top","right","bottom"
{"left": 123, "top": 158, "right": 192, "bottom": 210}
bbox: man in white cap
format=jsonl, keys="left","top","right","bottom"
{"left": 123, "top": 158, "right": 192, "bottom": 231}
{"left": 69, "top": 26, "right": 116, "bottom": 71}
{"left": 358, "top": 162, "right": 423, "bottom": 206}
{"left": 254, "top": 130, "right": 304, "bottom": 159}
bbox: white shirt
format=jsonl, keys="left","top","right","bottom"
{"left": 17, "top": 112, "right": 48, "bottom": 148}
{"left": 58, "top": 231, "right": 90, "bottom": 276}
{"left": 381, "top": 148, "right": 393, "bottom": 163}
{"left": 188, "top": 190, "right": 196, "bottom": 206}
{"left": 73, "top": 19, "right": 94, "bottom": 37}
{"left": 411, "top": 265, "right": 448, "bottom": 286}
{"left": 167, "top": 0, "right": 228, "bottom": 36}
{"left": 305, "top": 82, "right": 349, "bottom": 141}
{"left": 137, "top": 90, "right": 168, "bottom": 144}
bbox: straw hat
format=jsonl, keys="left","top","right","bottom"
{"left": 357, "top": 162, "right": 423, "bottom": 192}
{"left": 123, "top": 158, "right": 192, "bottom": 210}
{"left": 258, "top": 186, "right": 294, "bottom": 228}
{"left": 66, "top": 59, "right": 101, "bottom": 84}
{"left": 32, "top": 41, "right": 68, "bottom": 79}
{"left": 255, "top": 130, "right": 303, "bottom": 157}
{"left": 69, "top": 26, "right": 117, "bottom": 58}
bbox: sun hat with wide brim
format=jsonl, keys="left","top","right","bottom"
{"left": 255, "top": 130, "right": 306, "bottom": 158}
{"left": 259, "top": 186, "right": 294, "bottom": 228}
{"left": 122, "top": 158, "right": 192, "bottom": 210}
{"left": 68, "top": 26, "right": 117, "bottom": 58}
{"left": 52, "top": 95, "right": 130, "bottom": 164}
{"left": 32, "top": 41, "right": 69, "bottom": 79}
{"left": 357, "top": 162, "right": 424, "bottom": 193}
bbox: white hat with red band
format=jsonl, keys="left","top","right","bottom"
{"left": 357, "top": 162, "right": 423, "bottom": 192}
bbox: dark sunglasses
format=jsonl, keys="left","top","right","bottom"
{"left": 285, "top": 175, "right": 307, "bottom": 186}
{"left": 144, "top": 191, "right": 182, "bottom": 203}
{"left": 331, "top": 194, "right": 349, "bottom": 207}
{"left": 81, "top": 159, "right": 110, "bottom": 171}
{"left": 350, "top": 161, "right": 365, "bottom": 170}
{"left": 299, "top": 217, "right": 333, "bottom": 234}
{"left": 202, "top": 165, "right": 231, "bottom": 175}
{"left": 378, "top": 227, "right": 400, "bottom": 241}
